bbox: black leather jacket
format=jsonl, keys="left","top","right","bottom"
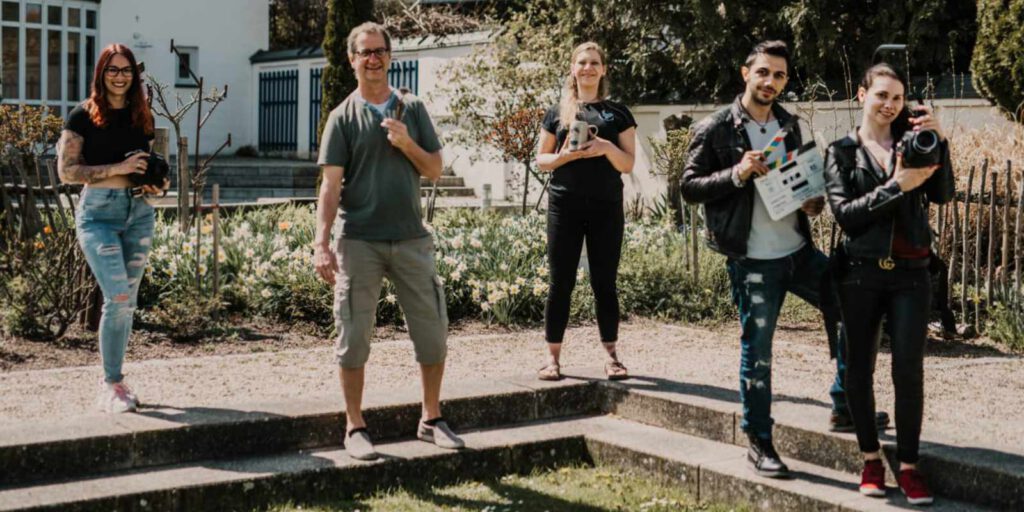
{"left": 680, "top": 96, "right": 813, "bottom": 258}
{"left": 823, "top": 132, "right": 955, "bottom": 259}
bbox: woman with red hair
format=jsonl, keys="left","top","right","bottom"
{"left": 57, "top": 43, "right": 167, "bottom": 413}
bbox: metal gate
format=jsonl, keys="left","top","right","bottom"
{"left": 258, "top": 69, "right": 298, "bottom": 152}
{"left": 388, "top": 60, "right": 418, "bottom": 95}
{"left": 309, "top": 67, "right": 323, "bottom": 154}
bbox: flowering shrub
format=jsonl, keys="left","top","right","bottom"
{"left": 136, "top": 204, "right": 734, "bottom": 331}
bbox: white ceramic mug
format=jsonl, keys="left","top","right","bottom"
{"left": 568, "top": 120, "right": 599, "bottom": 151}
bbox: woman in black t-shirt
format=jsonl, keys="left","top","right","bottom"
{"left": 57, "top": 43, "right": 167, "bottom": 414}
{"left": 535, "top": 42, "right": 637, "bottom": 381}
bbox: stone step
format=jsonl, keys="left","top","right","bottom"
{"left": 0, "top": 415, "right": 986, "bottom": 512}
{"left": 0, "top": 376, "right": 597, "bottom": 487}
{"left": 174, "top": 186, "right": 476, "bottom": 202}
{"left": 597, "top": 375, "right": 1024, "bottom": 511}
{"left": 583, "top": 416, "right": 984, "bottom": 512}
{"left": 420, "top": 186, "right": 475, "bottom": 197}
{"left": 0, "top": 371, "right": 1016, "bottom": 510}
{"left": 421, "top": 176, "right": 465, "bottom": 187}
{"left": 0, "top": 418, "right": 591, "bottom": 512}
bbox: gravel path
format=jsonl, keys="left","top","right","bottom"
{"left": 1, "top": 319, "right": 1021, "bottom": 455}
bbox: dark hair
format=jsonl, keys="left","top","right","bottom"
{"left": 745, "top": 40, "right": 790, "bottom": 69}
{"left": 859, "top": 62, "right": 911, "bottom": 139}
{"left": 85, "top": 44, "right": 154, "bottom": 135}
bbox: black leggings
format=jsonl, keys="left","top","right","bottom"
{"left": 837, "top": 262, "right": 930, "bottom": 464}
{"left": 544, "top": 192, "right": 623, "bottom": 343}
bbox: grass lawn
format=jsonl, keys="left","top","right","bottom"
{"left": 268, "top": 464, "right": 744, "bottom": 512}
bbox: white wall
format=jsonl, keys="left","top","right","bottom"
{"left": 100, "top": 0, "right": 268, "bottom": 155}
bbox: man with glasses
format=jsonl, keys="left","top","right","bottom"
{"left": 313, "top": 22, "right": 462, "bottom": 460}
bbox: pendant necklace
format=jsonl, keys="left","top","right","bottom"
{"left": 741, "top": 105, "right": 772, "bottom": 134}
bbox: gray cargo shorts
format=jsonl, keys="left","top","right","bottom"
{"left": 333, "top": 235, "right": 448, "bottom": 368}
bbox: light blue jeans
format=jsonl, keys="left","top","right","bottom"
{"left": 76, "top": 188, "right": 155, "bottom": 384}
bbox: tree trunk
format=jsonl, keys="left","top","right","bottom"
{"left": 521, "top": 162, "right": 530, "bottom": 215}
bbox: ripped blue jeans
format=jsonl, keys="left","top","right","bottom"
{"left": 76, "top": 188, "right": 155, "bottom": 384}
{"left": 726, "top": 245, "right": 845, "bottom": 439}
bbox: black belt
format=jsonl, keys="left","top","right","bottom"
{"left": 850, "top": 256, "right": 930, "bottom": 270}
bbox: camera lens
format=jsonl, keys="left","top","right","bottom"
{"left": 912, "top": 130, "right": 939, "bottom": 155}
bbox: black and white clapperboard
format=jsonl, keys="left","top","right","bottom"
{"left": 752, "top": 137, "right": 827, "bottom": 221}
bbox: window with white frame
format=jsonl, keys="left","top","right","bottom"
{"left": 175, "top": 46, "right": 198, "bottom": 87}
{"left": 0, "top": 0, "right": 99, "bottom": 115}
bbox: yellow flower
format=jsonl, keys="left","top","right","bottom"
{"left": 43, "top": 225, "right": 53, "bottom": 235}
{"left": 278, "top": 221, "right": 291, "bottom": 231}
{"left": 34, "top": 241, "right": 44, "bottom": 249}
{"left": 201, "top": 224, "right": 213, "bottom": 235}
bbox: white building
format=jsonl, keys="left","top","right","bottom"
{"left": 1, "top": 0, "right": 267, "bottom": 155}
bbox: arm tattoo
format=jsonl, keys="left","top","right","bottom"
{"left": 57, "top": 130, "right": 121, "bottom": 185}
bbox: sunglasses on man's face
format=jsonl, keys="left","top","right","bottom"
{"left": 104, "top": 66, "right": 134, "bottom": 77}
{"left": 353, "top": 47, "right": 389, "bottom": 59}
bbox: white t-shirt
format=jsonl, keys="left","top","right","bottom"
{"left": 368, "top": 101, "right": 390, "bottom": 117}
{"left": 743, "top": 119, "right": 806, "bottom": 259}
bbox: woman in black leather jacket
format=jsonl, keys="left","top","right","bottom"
{"left": 823, "top": 63, "right": 954, "bottom": 506}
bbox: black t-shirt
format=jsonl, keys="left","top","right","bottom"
{"left": 541, "top": 100, "right": 637, "bottom": 201}
{"left": 65, "top": 104, "right": 152, "bottom": 166}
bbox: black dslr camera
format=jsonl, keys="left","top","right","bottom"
{"left": 125, "top": 150, "right": 171, "bottom": 188}
{"left": 897, "top": 107, "right": 942, "bottom": 168}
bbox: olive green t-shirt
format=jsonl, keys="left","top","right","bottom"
{"left": 317, "top": 90, "right": 442, "bottom": 241}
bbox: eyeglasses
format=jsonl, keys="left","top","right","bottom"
{"left": 353, "top": 47, "right": 389, "bottom": 59}
{"left": 104, "top": 66, "right": 134, "bottom": 77}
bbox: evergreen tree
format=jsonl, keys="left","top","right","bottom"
{"left": 971, "top": 0, "right": 1024, "bottom": 121}
{"left": 319, "top": 0, "right": 375, "bottom": 138}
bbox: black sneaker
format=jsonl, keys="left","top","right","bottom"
{"left": 747, "top": 433, "right": 790, "bottom": 478}
{"left": 830, "top": 411, "right": 891, "bottom": 432}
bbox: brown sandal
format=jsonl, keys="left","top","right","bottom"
{"left": 537, "top": 362, "right": 562, "bottom": 381}
{"left": 605, "top": 361, "right": 629, "bottom": 381}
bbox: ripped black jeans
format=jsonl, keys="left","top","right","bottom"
{"left": 837, "top": 262, "right": 930, "bottom": 463}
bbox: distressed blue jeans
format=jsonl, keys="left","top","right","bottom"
{"left": 726, "top": 245, "right": 847, "bottom": 439}
{"left": 76, "top": 188, "right": 155, "bottom": 384}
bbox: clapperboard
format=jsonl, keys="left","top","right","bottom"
{"left": 752, "top": 121, "right": 826, "bottom": 221}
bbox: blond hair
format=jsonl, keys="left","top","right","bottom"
{"left": 558, "top": 42, "right": 610, "bottom": 128}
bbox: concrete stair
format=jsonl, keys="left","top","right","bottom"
{"left": 0, "top": 371, "right": 1014, "bottom": 511}
{"left": 171, "top": 158, "right": 477, "bottom": 202}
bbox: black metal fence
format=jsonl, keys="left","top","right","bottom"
{"left": 258, "top": 69, "right": 299, "bottom": 152}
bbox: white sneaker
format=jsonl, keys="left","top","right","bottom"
{"left": 344, "top": 428, "right": 379, "bottom": 460}
{"left": 96, "top": 380, "right": 139, "bottom": 413}
{"left": 418, "top": 418, "right": 465, "bottom": 449}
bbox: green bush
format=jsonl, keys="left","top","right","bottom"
{"left": 141, "top": 205, "right": 736, "bottom": 330}
{"left": 971, "top": 0, "right": 1024, "bottom": 121}
{"left": 988, "top": 301, "right": 1024, "bottom": 351}
{"left": 0, "top": 221, "right": 93, "bottom": 340}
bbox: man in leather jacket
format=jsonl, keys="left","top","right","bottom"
{"left": 680, "top": 40, "right": 888, "bottom": 478}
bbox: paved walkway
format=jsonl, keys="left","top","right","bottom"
{"left": 2, "top": 320, "right": 1021, "bottom": 456}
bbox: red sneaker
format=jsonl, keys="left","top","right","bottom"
{"left": 859, "top": 459, "right": 886, "bottom": 497}
{"left": 898, "top": 468, "right": 934, "bottom": 506}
